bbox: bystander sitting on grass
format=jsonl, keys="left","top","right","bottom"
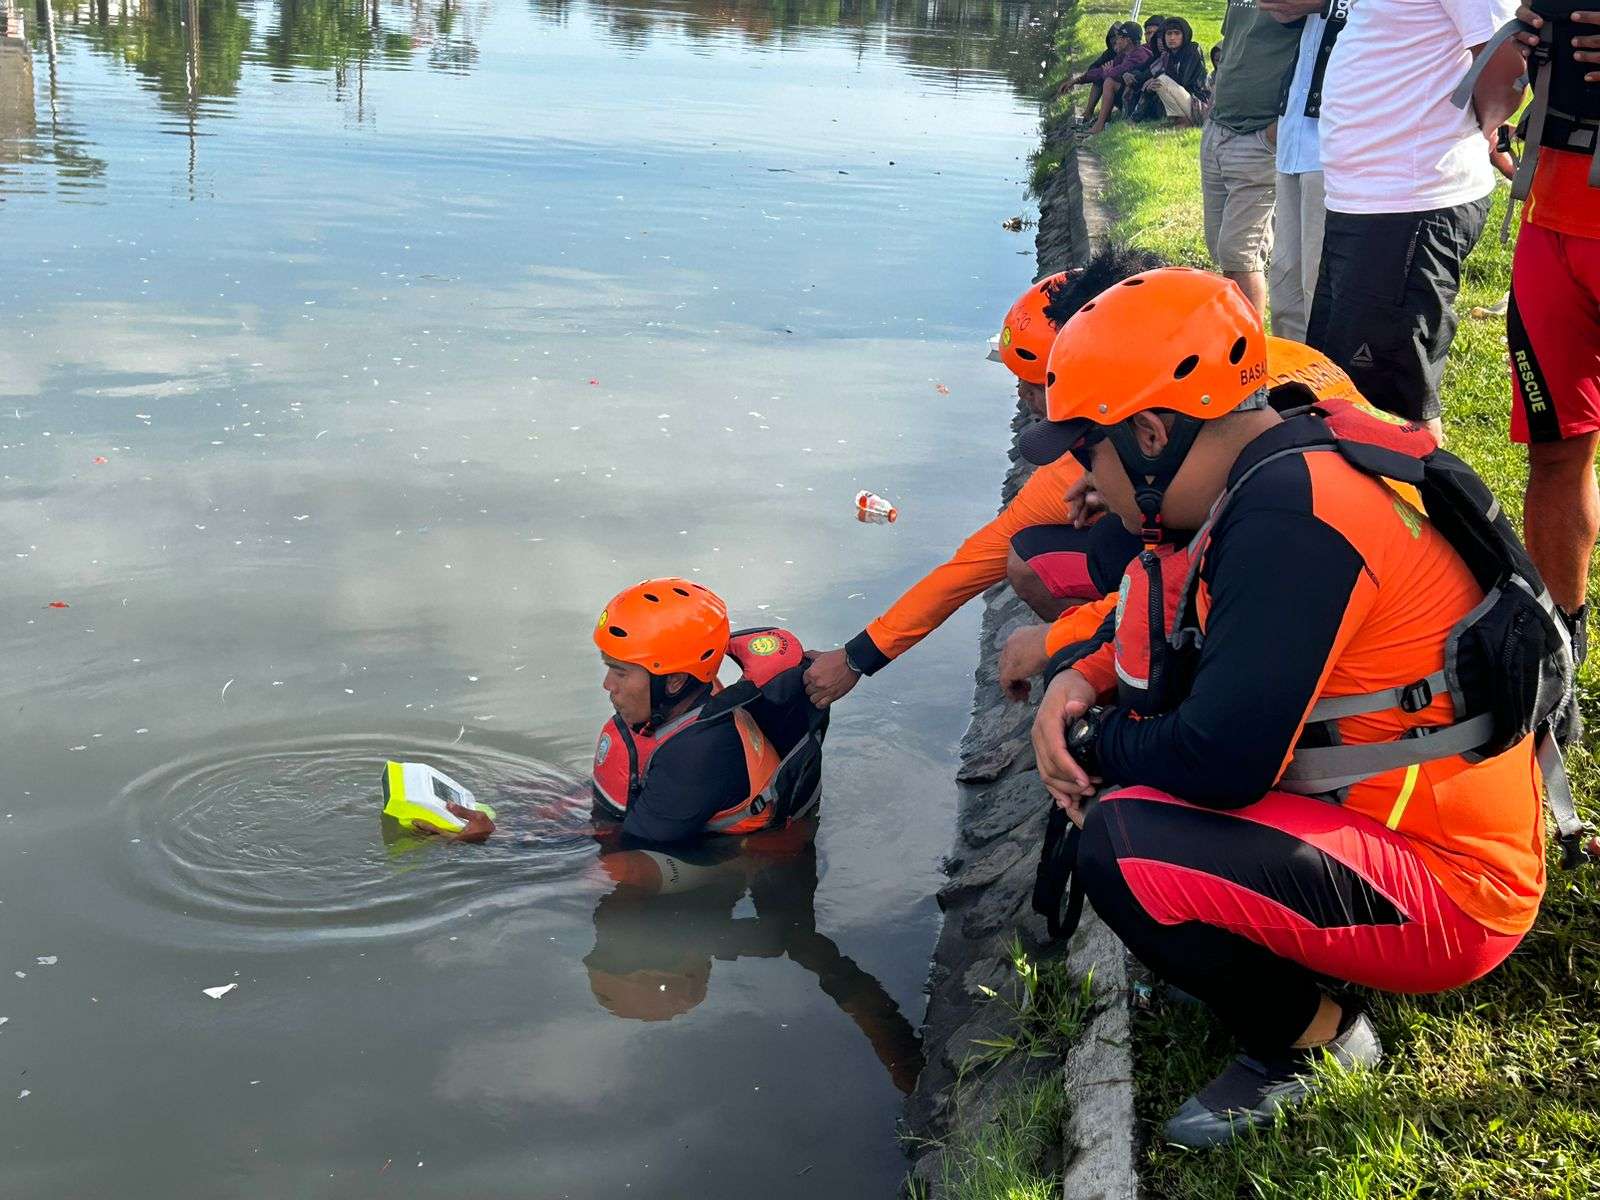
{"left": 1138, "top": 17, "right": 1210, "bottom": 125}
{"left": 1060, "top": 21, "right": 1153, "bottom": 135}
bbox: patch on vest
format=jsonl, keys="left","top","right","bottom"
{"left": 596, "top": 731, "right": 612, "bottom": 765}
{"left": 1115, "top": 572, "right": 1131, "bottom": 629}
{"left": 746, "top": 634, "right": 782, "bottom": 657}
{"left": 1392, "top": 497, "right": 1422, "bottom": 539}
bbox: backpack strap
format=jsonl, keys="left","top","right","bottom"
{"left": 1279, "top": 714, "right": 1498, "bottom": 794}
{"left": 1540, "top": 732, "right": 1596, "bottom": 868}
{"left": 1305, "top": 669, "right": 1448, "bottom": 721}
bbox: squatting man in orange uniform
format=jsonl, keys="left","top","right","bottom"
{"left": 1024, "top": 268, "right": 1553, "bottom": 1147}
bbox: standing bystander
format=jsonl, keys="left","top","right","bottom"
{"left": 1309, "top": 0, "right": 1526, "bottom": 439}
{"left": 1201, "top": 0, "right": 1318, "bottom": 314}
{"left": 1269, "top": 0, "right": 1354, "bottom": 340}
{"left": 1507, "top": 4, "right": 1600, "bottom": 666}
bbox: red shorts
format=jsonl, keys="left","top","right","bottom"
{"left": 1010, "top": 518, "right": 1138, "bottom": 601}
{"left": 1509, "top": 222, "right": 1600, "bottom": 444}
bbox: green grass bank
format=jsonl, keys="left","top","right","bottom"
{"left": 1029, "top": 4, "right": 1600, "bottom": 1197}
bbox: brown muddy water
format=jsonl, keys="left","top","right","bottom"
{"left": 0, "top": 0, "right": 1052, "bottom": 1193}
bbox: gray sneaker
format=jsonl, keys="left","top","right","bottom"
{"left": 1161, "top": 1011, "right": 1383, "bottom": 1149}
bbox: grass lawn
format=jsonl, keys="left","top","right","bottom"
{"left": 1028, "top": 3, "right": 1600, "bottom": 1196}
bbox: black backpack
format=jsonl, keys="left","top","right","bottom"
{"left": 1454, "top": 0, "right": 1600, "bottom": 240}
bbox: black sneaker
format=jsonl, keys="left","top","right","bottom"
{"left": 1161, "top": 1011, "right": 1382, "bottom": 1149}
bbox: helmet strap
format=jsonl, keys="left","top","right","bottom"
{"left": 648, "top": 672, "right": 711, "bottom": 730}
{"left": 1108, "top": 414, "right": 1204, "bottom": 546}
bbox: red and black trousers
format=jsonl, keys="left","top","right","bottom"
{"left": 1078, "top": 787, "right": 1525, "bottom": 1056}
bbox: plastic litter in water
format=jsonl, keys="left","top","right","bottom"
{"left": 92, "top": 456, "right": 108, "bottom": 465}
{"left": 46, "top": 601, "right": 68, "bottom": 610}
{"left": 203, "top": 983, "right": 238, "bottom": 999}
{"left": 34, "top": 957, "right": 56, "bottom": 966}
{"left": 17, "top": 1090, "right": 29, "bottom": 1100}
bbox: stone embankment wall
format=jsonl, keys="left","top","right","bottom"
{"left": 902, "top": 142, "right": 1137, "bottom": 1200}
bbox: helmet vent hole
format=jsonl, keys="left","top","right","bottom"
{"left": 1015, "top": 348, "right": 1037, "bottom": 361}
{"left": 608, "top": 626, "right": 628, "bottom": 638}
{"left": 673, "top": 586, "right": 690, "bottom": 597}
{"left": 1122, "top": 278, "right": 1144, "bottom": 286}
{"left": 700, "top": 648, "right": 716, "bottom": 660}
{"left": 642, "top": 593, "right": 659, "bottom": 603}
{"left": 1174, "top": 354, "right": 1200, "bottom": 380}
{"left": 1046, "top": 370, "right": 1057, "bottom": 387}
{"left": 1080, "top": 301, "right": 1096, "bottom": 312}
{"left": 1228, "top": 337, "right": 1247, "bottom": 365}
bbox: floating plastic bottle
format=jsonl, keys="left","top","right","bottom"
{"left": 855, "top": 490, "right": 898, "bottom": 523}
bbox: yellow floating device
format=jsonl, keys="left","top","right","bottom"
{"left": 380, "top": 761, "right": 497, "bottom": 835}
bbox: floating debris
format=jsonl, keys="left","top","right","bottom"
{"left": 46, "top": 601, "right": 68, "bottom": 610}
{"left": 92, "top": 456, "right": 108, "bottom": 465}
{"left": 202, "top": 983, "right": 237, "bottom": 999}
{"left": 34, "top": 957, "right": 56, "bottom": 966}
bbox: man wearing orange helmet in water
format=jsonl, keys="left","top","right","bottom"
{"left": 592, "top": 577, "right": 828, "bottom": 844}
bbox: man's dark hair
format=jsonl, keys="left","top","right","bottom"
{"left": 1113, "top": 20, "right": 1143, "bottom": 42}
{"left": 1041, "top": 244, "right": 1170, "bottom": 329}
{"left": 1143, "top": 13, "right": 1164, "bottom": 28}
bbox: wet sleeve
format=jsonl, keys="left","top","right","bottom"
{"left": 1094, "top": 509, "right": 1374, "bottom": 807}
{"left": 848, "top": 460, "right": 1080, "bottom": 673}
{"left": 622, "top": 722, "right": 750, "bottom": 844}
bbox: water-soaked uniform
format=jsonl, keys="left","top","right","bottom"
{"left": 592, "top": 628, "right": 828, "bottom": 844}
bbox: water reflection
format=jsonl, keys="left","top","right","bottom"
{"left": 587, "top": 817, "right": 924, "bottom": 1093}
{"left": 0, "top": 0, "right": 1054, "bottom": 193}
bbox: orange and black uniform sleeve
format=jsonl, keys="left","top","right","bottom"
{"left": 1092, "top": 439, "right": 1371, "bottom": 807}
{"left": 845, "top": 458, "right": 1079, "bottom": 673}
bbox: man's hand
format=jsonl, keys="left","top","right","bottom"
{"left": 1032, "top": 670, "right": 1101, "bottom": 824}
{"left": 803, "top": 647, "right": 861, "bottom": 708}
{"left": 1489, "top": 124, "right": 1517, "bottom": 179}
{"left": 1064, "top": 473, "right": 1106, "bottom": 528}
{"left": 1000, "top": 625, "right": 1051, "bottom": 702}
{"left": 420, "top": 803, "right": 494, "bottom": 843}
{"left": 1516, "top": 6, "right": 1600, "bottom": 81}
{"left": 1257, "top": 0, "right": 1321, "bottom": 23}
{"left": 1121, "top": 71, "right": 1138, "bottom": 85}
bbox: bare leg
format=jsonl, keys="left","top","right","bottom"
{"left": 1525, "top": 431, "right": 1600, "bottom": 613}
{"left": 1087, "top": 79, "right": 1119, "bottom": 134}
{"left": 1006, "top": 545, "right": 1070, "bottom": 621}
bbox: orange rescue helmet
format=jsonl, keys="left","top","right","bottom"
{"left": 1020, "top": 268, "right": 1270, "bottom": 542}
{"left": 996, "top": 271, "right": 1071, "bottom": 386}
{"left": 1021, "top": 267, "right": 1268, "bottom": 466}
{"left": 594, "top": 577, "right": 729, "bottom": 683}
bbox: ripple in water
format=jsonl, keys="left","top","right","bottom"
{"left": 115, "top": 733, "right": 595, "bottom": 942}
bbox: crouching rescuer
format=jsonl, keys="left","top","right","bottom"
{"left": 593, "top": 578, "right": 828, "bottom": 844}
{"left": 1022, "top": 268, "right": 1581, "bottom": 1147}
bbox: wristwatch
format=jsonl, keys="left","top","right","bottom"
{"left": 843, "top": 648, "right": 865, "bottom": 676}
{"left": 1065, "top": 705, "right": 1106, "bottom": 776}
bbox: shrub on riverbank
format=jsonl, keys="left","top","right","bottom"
{"left": 1032, "top": 5, "right": 1600, "bottom": 1196}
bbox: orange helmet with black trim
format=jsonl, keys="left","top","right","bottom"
{"left": 996, "top": 271, "right": 1071, "bottom": 386}
{"left": 594, "top": 577, "right": 729, "bottom": 683}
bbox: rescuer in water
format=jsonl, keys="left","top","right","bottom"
{"left": 592, "top": 577, "right": 828, "bottom": 844}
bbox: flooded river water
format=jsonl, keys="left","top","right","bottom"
{"left": 0, "top": 0, "right": 1050, "bottom": 1193}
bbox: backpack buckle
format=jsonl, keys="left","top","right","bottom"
{"left": 1399, "top": 679, "right": 1433, "bottom": 712}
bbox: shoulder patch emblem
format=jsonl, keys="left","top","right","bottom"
{"left": 596, "top": 731, "right": 612, "bottom": 764}
{"left": 747, "top": 634, "right": 781, "bottom": 657}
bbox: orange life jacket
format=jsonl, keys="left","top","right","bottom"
{"left": 591, "top": 628, "right": 817, "bottom": 835}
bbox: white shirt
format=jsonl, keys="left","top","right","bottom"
{"left": 1319, "top": 0, "right": 1518, "bottom": 213}
{"left": 1277, "top": 13, "right": 1330, "bottom": 177}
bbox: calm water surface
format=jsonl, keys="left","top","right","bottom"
{"left": 0, "top": 0, "right": 1051, "bottom": 1193}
